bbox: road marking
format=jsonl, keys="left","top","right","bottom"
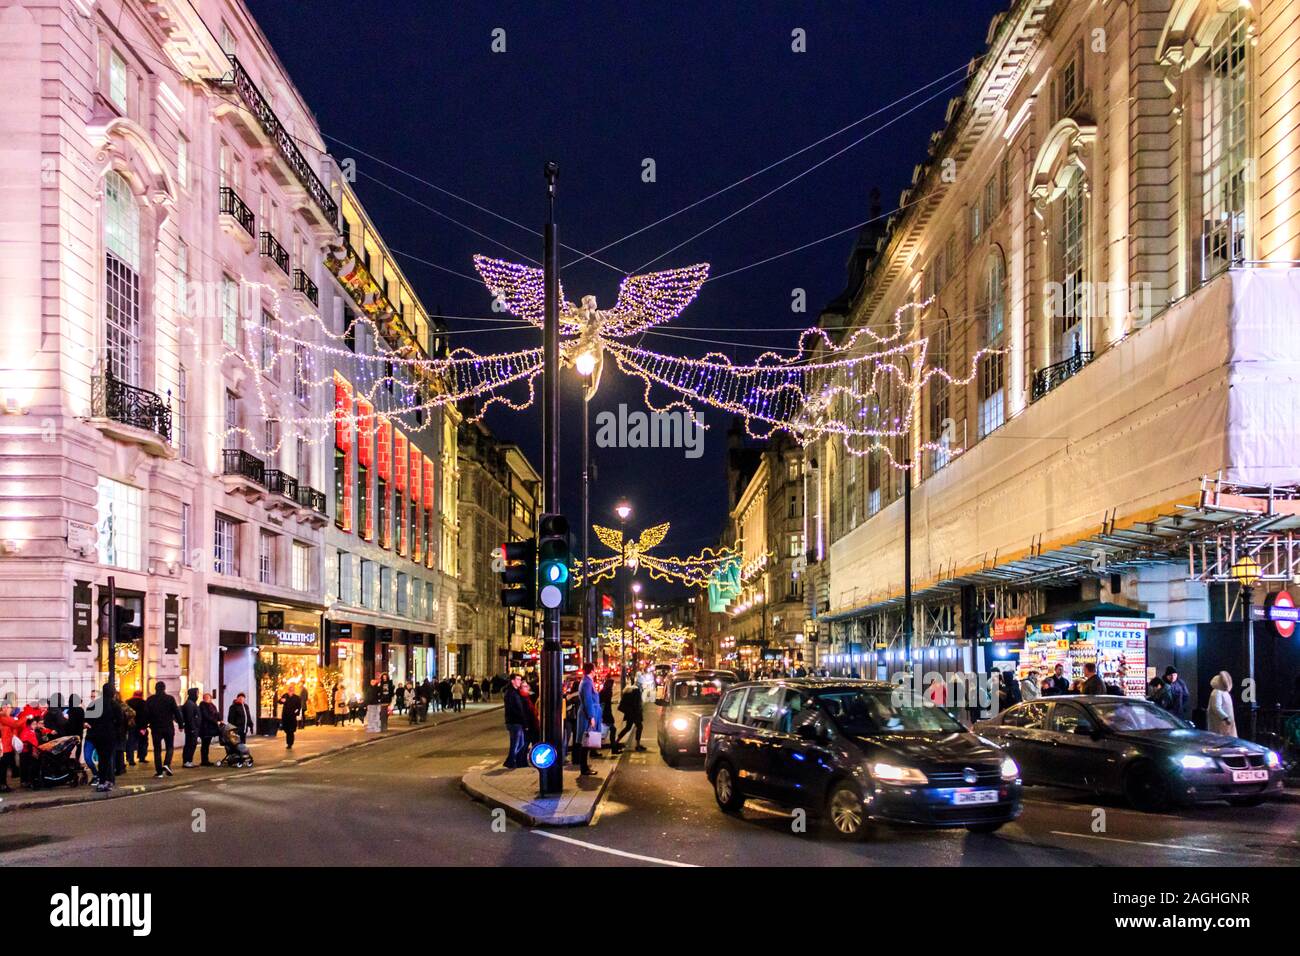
{"left": 531, "top": 829, "right": 698, "bottom": 867}
{"left": 1049, "top": 830, "right": 1239, "bottom": 856}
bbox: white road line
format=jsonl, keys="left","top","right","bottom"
{"left": 1049, "top": 830, "right": 1238, "bottom": 855}
{"left": 532, "top": 829, "right": 698, "bottom": 867}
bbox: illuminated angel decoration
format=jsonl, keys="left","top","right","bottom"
{"left": 576, "top": 520, "right": 740, "bottom": 588}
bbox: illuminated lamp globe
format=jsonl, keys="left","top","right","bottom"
{"left": 1230, "top": 556, "right": 1261, "bottom": 589}
{"left": 575, "top": 349, "right": 598, "bottom": 377}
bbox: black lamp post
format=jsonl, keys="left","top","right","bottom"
{"left": 1230, "top": 555, "right": 1260, "bottom": 741}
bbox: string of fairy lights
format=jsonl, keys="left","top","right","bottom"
{"left": 189, "top": 240, "right": 1002, "bottom": 476}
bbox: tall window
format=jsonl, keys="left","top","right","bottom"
{"left": 263, "top": 418, "right": 278, "bottom": 468}
{"left": 177, "top": 365, "right": 189, "bottom": 459}
{"left": 260, "top": 309, "right": 276, "bottom": 375}
{"left": 104, "top": 172, "right": 141, "bottom": 385}
{"left": 1200, "top": 10, "right": 1250, "bottom": 279}
{"left": 979, "top": 353, "right": 1006, "bottom": 438}
{"left": 984, "top": 250, "right": 1006, "bottom": 343}
{"left": 214, "top": 514, "right": 239, "bottom": 576}
{"left": 108, "top": 49, "right": 128, "bottom": 112}
{"left": 258, "top": 530, "right": 276, "bottom": 585}
{"left": 96, "top": 478, "right": 142, "bottom": 571}
{"left": 224, "top": 389, "right": 240, "bottom": 450}
{"left": 293, "top": 343, "right": 310, "bottom": 403}
{"left": 1056, "top": 170, "right": 1086, "bottom": 360}
{"left": 928, "top": 317, "right": 951, "bottom": 473}
{"left": 222, "top": 275, "right": 239, "bottom": 347}
{"left": 181, "top": 502, "right": 192, "bottom": 567}
{"left": 292, "top": 542, "right": 310, "bottom": 591}
{"left": 297, "top": 436, "right": 309, "bottom": 486}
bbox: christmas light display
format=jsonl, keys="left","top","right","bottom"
{"left": 578, "top": 520, "right": 741, "bottom": 588}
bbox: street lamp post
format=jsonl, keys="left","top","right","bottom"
{"left": 615, "top": 501, "right": 631, "bottom": 683}
{"left": 902, "top": 457, "right": 913, "bottom": 674}
{"left": 1231, "top": 555, "right": 1261, "bottom": 741}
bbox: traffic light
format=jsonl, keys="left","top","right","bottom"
{"left": 114, "top": 606, "right": 141, "bottom": 643}
{"left": 537, "top": 513, "right": 572, "bottom": 611}
{"left": 500, "top": 538, "right": 536, "bottom": 609}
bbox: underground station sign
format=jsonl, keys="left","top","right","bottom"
{"left": 1251, "top": 590, "right": 1297, "bottom": 637}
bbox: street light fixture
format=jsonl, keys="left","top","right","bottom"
{"left": 1231, "top": 555, "right": 1261, "bottom": 741}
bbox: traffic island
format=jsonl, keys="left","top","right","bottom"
{"left": 461, "top": 753, "right": 621, "bottom": 827}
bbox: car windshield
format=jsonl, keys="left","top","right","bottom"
{"left": 815, "top": 689, "right": 965, "bottom": 735}
{"left": 672, "top": 679, "right": 728, "bottom": 703}
{"left": 1091, "top": 700, "right": 1186, "bottom": 732}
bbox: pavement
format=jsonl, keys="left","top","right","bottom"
{"left": 462, "top": 750, "right": 621, "bottom": 826}
{"left": 2, "top": 704, "right": 1297, "bottom": 866}
{"left": 0, "top": 702, "right": 500, "bottom": 815}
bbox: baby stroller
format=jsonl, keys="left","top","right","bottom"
{"left": 216, "top": 722, "right": 254, "bottom": 769}
{"left": 33, "top": 735, "right": 87, "bottom": 789}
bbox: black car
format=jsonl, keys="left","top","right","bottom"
{"left": 974, "top": 695, "right": 1285, "bottom": 811}
{"left": 656, "top": 669, "right": 736, "bottom": 766}
{"left": 704, "top": 679, "right": 1022, "bottom": 839}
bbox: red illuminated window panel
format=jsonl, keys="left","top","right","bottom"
{"left": 334, "top": 376, "right": 354, "bottom": 532}
{"left": 357, "top": 399, "right": 375, "bottom": 541}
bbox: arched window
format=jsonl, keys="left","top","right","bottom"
{"left": 1199, "top": 8, "right": 1250, "bottom": 278}
{"left": 104, "top": 171, "right": 141, "bottom": 385}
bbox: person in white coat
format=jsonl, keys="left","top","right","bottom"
{"left": 1208, "top": 670, "right": 1237, "bottom": 737}
{"left": 1020, "top": 670, "right": 1042, "bottom": 701}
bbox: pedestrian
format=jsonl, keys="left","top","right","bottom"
{"left": 145, "top": 681, "right": 182, "bottom": 778}
{"left": 481, "top": 676, "right": 492, "bottom": 703}
{"left": 615, "top": 681, "right": 645, "bottom": 752}
{"left": 64, "top": 694, "right": 87, "bottom": 764}
{"left": 395, "top": 681, "right": 407, "bottom": 715}
{"left": 1163, "top": 666, "right": 1190, "bottom": 720}
{"left": 502, "top": 674, "right": 527, "bottom": 769}
{"left": 1080, "top": 661, "right": 1107, "bottom": 696}
{"left": 0, "top": 704, "right": 23, "bottom": 792}
{"left": 126, "top": 690, "right": 148, "bottom": 766}
{"left": 574, "top": 663, "right": 601, "bottom": 776}
{"left": 181, "top": 686, "right": 201, "bottom": 767}
{"left": 1020, "top": 670, "right": 1041, "bottom": 701}
{"left": 520, "top": 680, "right": 540, "bottom": 744}
{"left": 364, "top": 678, "right": 381, "bottom": 732}
{"left": 1146, "top": 677, "right": 1170, "bottom": 708}
{"left": 86, "top": 683, "right": 124, "bottom": 793}
{"left": 1207, "top": 671, "right": 1237, "bottom": 737}
{"left": 378, "top": 674, "right": 393, "bottom": 729}
{"left": 198, "top": 692, "right": 221, "bottom": 766}
{"left": 451, "top": 677, "right": 465, "bottom": 712}
{"left": 280, "top": 684, "right": 302, "bottom": 750}
{"left": 1045, "top": 664, "right": 1070, "bottom": 696}
{"left": 228, "top": 692, "right": 253, "bottom": 742}
{"left": 925, "top": 675, "right": 947, "bottom": 707}
{"left": 599, "top": 677, "right": 616, "bottom": 749}
{"left": 1000, "top": 669, "right": 1022, "bottom": 709}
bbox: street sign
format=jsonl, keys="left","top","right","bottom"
{"left": 1253, "top": 591, "right": 1298, "bottom": 636}
{"left": 528, "top": 741, "right": 557, "bottom": 770}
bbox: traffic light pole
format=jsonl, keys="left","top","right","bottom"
{"left": 539, "top": 162, "right": 564, "bottom": 795}
{"left": 107, "top": 575, "right": 116, "bottom": 695}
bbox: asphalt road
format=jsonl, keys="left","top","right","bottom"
{"left": 3, "top": 707, "right": 1297, "bottom": 867}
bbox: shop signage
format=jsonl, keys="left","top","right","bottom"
{"left": 260, "top": 628, "right": 317, "bottom": 648}
{"left": 1252, "top": 591, "right": 1297, "bottom": 637}
{"left": 164, "top": 594, "right": 179, "bottom": 654}
{"left": 72, "top": 581, "right": 93, "bottom": 652}
{"left": 992, "top": 616, "right": 1027, "bottom": 641}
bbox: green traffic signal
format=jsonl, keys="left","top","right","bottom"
{"left": 537, "top": 513, "right": 571, "bottom": 611}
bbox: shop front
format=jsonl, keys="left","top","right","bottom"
{"left": 255, "top": 603, "right": 323, "bottom": 733}
{"left": 1016, "top": 603, "right": 1153, "bottom": 696}
{"left": 96, "top": 589, "right": 146, "bottom": 699}
{"left": 411, "top": 633, "right": 436, "bottom": 683}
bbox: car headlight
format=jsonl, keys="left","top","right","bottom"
{"left": 1000, "top": 756, "right": 1020, "bottom": 781}
{"left": 1266, "top": 750, "right": 1281, "bottom": 769}
{"left": 871, "top": 762, "right": 928, "bottom": 785}
{"left": 1178, "top": 754, "right": 1213, "bottom": 770}
{"left": 670, "top": 717, "right": 690, "bottom": 732}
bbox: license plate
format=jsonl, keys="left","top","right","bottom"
{"left": 953, "top": 789, "right": 998, "bottom": 805}
{"left": 1232, "top": 769, "right": 1268, "bottom": 783}
{"left": 699, "top": 745, "right": 707, "bottom": 753}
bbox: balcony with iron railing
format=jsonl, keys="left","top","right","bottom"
{"left": 219, "top": 186, "right": 255, "bottom": 240}
{"left": 264, "top": 469, "right": 299, "bottom": 501}
{"left": 260, "top": 231, "right": 290, "bottom": 277}
{"left": 212, "top": 55, "right": 339, "bottom": 231}
{"left": 293, "top": 268, "right": 318, "bottom": 306}
{"left": 296, "top": 484, "right": 330, "bottom": 526}
{"left": 90, "top": 370, "right": 173, "bottom": 455}
{"left": 221, "top": 448, "right": 266, "bottom": 501}
{"left": 1031, "top": 349, "right": 1094, "bottom": 402}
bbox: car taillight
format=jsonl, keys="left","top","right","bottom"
{"left": 702, "top": 718, "right": 712, "bottom": 745}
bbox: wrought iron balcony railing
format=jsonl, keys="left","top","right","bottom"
{"left": 215, "top": 55, "right": 339, "bottom": 229}
{"left": 296, "top": 484, "right": 329, "bottom": 516}
{"left": 219, "top": 186, "right": 255, "bottom": 237}
{"left": 222, "top": 448, "right": 265, "bottom": 485}
{"left": 91, "top": 370, "right": 172, "bottom": 441}
{"left": 265, "top": 469, "right": 299, "bottom": 500}
{"left": 260, "top": 232, "right": 290, "bottom": 276}
{"left": 293, "top": 269, "right": 318, "bottom": 306}
{"left": 1031, "top": 350, "right": 1094, "bottom": 402}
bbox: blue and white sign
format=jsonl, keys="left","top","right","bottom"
{"left": 528, "top": 742, "right": 557, "bottom": 770}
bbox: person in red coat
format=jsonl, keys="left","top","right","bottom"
{"left": 519, "top": 680, "right": 541, "bottom": 745}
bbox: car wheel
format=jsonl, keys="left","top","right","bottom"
{"left": 713, "top": 762, "right": 745, "bottom": 813}
{"left": 1228, "top": 795, "right": 1265, "bottom": 808}
{"left": 965, "top": 821, "right": 1005, "bottom": 834}
{"left": 825, "top": 781, "right": 871, "bottom": 840}
{"left": 1123, "top": 761, "right": 1172, "bottom": 812}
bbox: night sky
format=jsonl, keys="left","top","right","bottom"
{"left": 249, "top": 0, "right": 1007, "bottom": 600}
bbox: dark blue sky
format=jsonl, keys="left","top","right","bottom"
{"left": 249, "top": 0, "right": 1006, "bottom": 599}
